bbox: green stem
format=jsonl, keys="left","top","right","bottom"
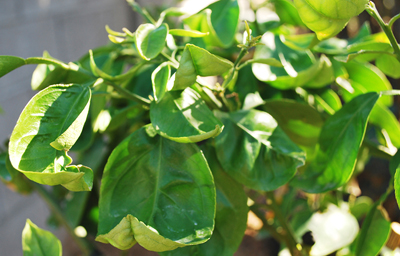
{"left": 106, "top": 82, "right": 151, "bottom": 107}
{"left": 266, "top": 191, "right": 307, "bottom": 256}
{"left": 161, "top": 51, "right": 179, "bottom": 69}
{"left": 366, "top": 2, "right": 400, "bottom": 61}
{"left": 33, "top": 183, "right": 92, "bottom": 255}
{"left": 221, "top": 48, "right": 248, "bottom": 89}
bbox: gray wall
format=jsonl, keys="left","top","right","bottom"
{"left": 0, "top": 0, "right": 135, "bottom": 255}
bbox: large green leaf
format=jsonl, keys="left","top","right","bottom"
{"left": 150, "top": 88, "right": 223, "bottom": 143}
{"left": 184, "top": 0, "right": 239, "bottom": 48}
{"left": 22, "top": 219, "right": 62, "bottom": 256}
{"left": 252, "top": 34, "right": 320, "bottom": 90}
{"left": 160, "top": 146, "right": 248, "bottom": 256}
{"left": 96, "top": 125, "right": 216, "bottom": 252}
{"left": 352, "top": 202, "right": 391, "bottom": 256}
{"left": 172, "top": 44, "right": 233, "bottom": 90}
{"left": 376, "top": 54, "right": 400, "bottom": 79}
{"left": 135, "top": 23, "right": 168, "bottom": 60}
{"left": 9, "top": 84, "right": 93, "bottom": 191}
{"left": 291, "top": 92, "right": 380, "bottom": 193}
{"left": 214, "top": 109, "right": 305, "bottom": 191}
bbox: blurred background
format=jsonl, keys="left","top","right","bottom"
{"left": 1, "top": 0, "right": 400, "bottom": 255}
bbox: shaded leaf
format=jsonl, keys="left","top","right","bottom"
{"left": 263, "top": 99, "right": 323, "bottom": 148}
{"left": 96, "top": 125, "right": 215, "bottom": 251}
{"left": 0, "top": 56, "right": 27, "bottom": 77}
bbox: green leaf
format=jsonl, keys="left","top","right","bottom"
{"left": 293, "top": 0, "right": 368, "bottom": 40}
{"left": 263, "top": 99, "right": 323, "bottom": 148}
{"left": 150, "top": 88, "right": 223, "bottom": 143}
{"left": 252, "top": 34, "right": 320, "bottom": 90}
{"left": 0, "top": 55, "right": 27, "bottom": 77}
{"left": 273, "top": 0, "right": 305, "bottom": 27}
{"left": 214, "top": 109, "right": 305, "bottom": 191}
{"left": 304, "top": 55, "right": 335, "bottom": 88}
{"left": 135, "top": 23, "right": 168, "bottom": 60}
{"left": 184, "top": 0, "right": 239, "bottom": 47}
{"left": 96, "top": 125, "right": 216, "bottom": 251}
{"left": 0, "top": 153, "right": 33, "bottom": 194}
{"left": 340, "top": 75, "right": 400, "bottom": 148}
{"left": 353, "top": 203, "right": 391, "bottom": 256}
{"left": 9, "top": 84, "right": 93, "bottom": 190}
{"left": 160, "top": 146, "right": 248, "bottom": 256}
{"left": 173, "top": 44, "right": 233, "bottom": 90}
{"left": 152, "top": 62, "right": 171, "bottom": 101}
{"left": 291, "top": 92, "right": 380, "bottom": 193}
{"left": 22, "top": 219, "right": 62, "bottom": 256}
{"left": 376, "top": 54, "right": 400, "bottom": 79}
{"left": 342, "top": 62, "right": 392, "bottom": 106}
{"left": 169, "top": 29, "right": 209, "bottom": 38}
{"left": 0, "top": 153, "right": 11, "bottom": 182}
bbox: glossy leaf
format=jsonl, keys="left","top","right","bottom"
{"left": 22, "top": 219, "right": 62, "bottom": 256}
{"left": 150, "top": 88, "right": 223, "bottom": 143}
{"left": 292, "top": 92, "right": 380, "bottom": 193}
{"left": 160, "top": 147, "right": 248, "bottom": 256}
{"left": 214, "top": 109, "right": 305, "bottom": 191}
{"left": 9, "top": 84, "right": 93, "bottom": 190}
{"left": 152, "top": 62, "right": 171, "bottom": 101}
{"left": 294, "top": 0, "right": 368, "bottom": 39}
{"left": 353, "top": 203, "right": 391, "bottom": 256}
{"left": 304, "top": 55, "right": 335, "bottom": 88}
{"left": 96, "top": 125, "right": 216, "bottom": 251}
{"left": 173, "top": 44, "right": 233, "bottom": 90}
{"left": 263, "top": 99, "right": 323, "bottom": 148}
{"left": 135, "top": 23, "right": 168, "bottom": 60}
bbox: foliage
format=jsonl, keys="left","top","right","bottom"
{"left": 2, "top": 0, "right": 400, "bottom": 255}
